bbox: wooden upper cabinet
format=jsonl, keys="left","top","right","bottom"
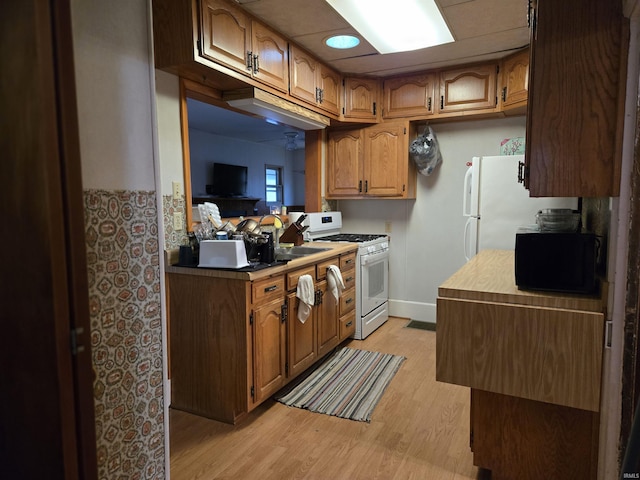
{"left": 438, "top": 63, "right": 498, "bottom": 114}
{"left": 363, "top": 121, "right": 410, "bottom": 197}
{"left": 199, "top": 0, "right": 288, "bottom": 92}
{"left": 343, "top": 77, "right": 380, "bottom": 121}
{"left": 326, "top": 121, "right": 415, "bottom": 199}
{"left": 383, "top": 73, "right": 436, "bottom": 118}
{"left": 326, "top": 129, "right": 363, "bottom": 197}
{"left": 500, "top": 48, "right": 529, "bottom": 113}
{"left": 200, "top": 0, "right": 251, "bottom": 73}
{"left": 525, "top": 0, "right": 625, "bottom": 197}
{"left": 250, "top": 20, "right": 289, "bottom": 93}
{"left": 289, "top": 44, "right": 341, "bottom": 115}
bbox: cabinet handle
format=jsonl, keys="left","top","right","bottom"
{"left": 281, "top": 303, "right": 287, "bottom": 323}
{"left": 517, "top": 160, "right": 529, "bottom": 186}
{"left": 346, "top": 321, "right": 353, "bottom": 327}
{"left": 345, "top": 297, "right": 353, "bottom": 304}
{"left": 372, "top": 102, "right": 376, "bottom": 115}
{"left": 440, "top": 96, "right": 444, "bottom": 110}
{"left": 365, "top": 180, "right": 368, "bottom": 193}
{"left": 315, "top": 87, "right": 320, "bottom": 103}
{"left": 344, "top": 259, "right": 353, "bottom": 264}
{"left": 264, "top": 285, "right": 278, "bottom": 293}
{"left": 345, "top": 276, "right": 354, "bottom": 282}
{"left": 358, "top": 180, "right": 362, "bottom": 193}
{"left": 428, "top": 97, "right": 432, "bottom": 111}
{"left": 246, "top": 51, "right": 253, "bottom": 71}
{"left": 502, "top": 86, "right": 507, "bottom": 102}
{"left": 253, "top": 54, "right": 259, "bottom": 74}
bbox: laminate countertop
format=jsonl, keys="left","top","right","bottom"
{"left": 165, "top": 241, "right": 358, "bottom": 281}
{"left": 438, "top": 249, "right": 606, "bottom": 313}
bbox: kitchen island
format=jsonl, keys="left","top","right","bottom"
{"left": 436, "top": 249, "right": 606, "bottom": 479}
{"left": 165, "top": 241, "right": 358, "bottom": 424}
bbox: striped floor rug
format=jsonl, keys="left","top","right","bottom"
{"left": 276, "top": 347, "right": 406, "bottom": 422}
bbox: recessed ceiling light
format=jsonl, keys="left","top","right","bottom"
{"left": 326, "top": 0, "right": 454, "bottom": 54}
{"left": 325, "top": 34, "right": 361, "bottom": 49}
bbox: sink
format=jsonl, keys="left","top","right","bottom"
{"left": 274, "top": 245, "right": 330, "bottom": 261}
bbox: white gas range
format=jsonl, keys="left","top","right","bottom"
{"left": 303, "top": 211, "right": 389, "bottom": 340}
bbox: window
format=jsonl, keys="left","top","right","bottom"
{"left": 265, "top": 165, "right": 283, "bottom": 205}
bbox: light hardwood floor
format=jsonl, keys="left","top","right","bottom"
{"left": 169, "top": 317, "right": 486, "bottom": 480}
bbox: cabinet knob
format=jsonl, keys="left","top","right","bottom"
{"left": 246, "top": 51, "right": 253, "bottom": 71}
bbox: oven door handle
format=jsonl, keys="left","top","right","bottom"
{"left": 360, "top": 249, "right": 390, "bottom": 265}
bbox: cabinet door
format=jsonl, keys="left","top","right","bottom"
{"left": 343, "top": 77, "right": 379, "bottom": 120}
{"left": 318, "top": 64, "right": 341, "bottom": 115}
{"left": 500, "top": 49, "right": 529, "bottom": 111}
{"left": 383, "top": 73, "right": 436, "bottom": 118}
{"left": 200, "top": 0, "right": 251, "bottom": 74}
{"left": 253, "top": 296, "right": 286, "bottom": 403}
{"left": 525, "top": 0, "right": 624, "bottom": 197}
{"left": 363, "top": 122, "right": 409, "bottom": 197}
{"left": 438, "top": 64, "right": 498, "bottom": 113}
{"left": 316, "top": 280, "right": 340, "bottom": 358}
{"left": 326, "top": 129, "right": 364, "bottom": 197}
{"left": 251, "top": 20, "right": 289, "bottom": 93}
{"left": 286, "top": 292, "right": 317, "bottom": 379}
{"left": 289, "top": 44, "right": 319, "bottom": 106}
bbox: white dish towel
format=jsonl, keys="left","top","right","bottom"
{"left": 327, "top": 265, "right": 345, "bottom": 302}
{"left": 296, "top": 274, "right": 315, "bottom": 323}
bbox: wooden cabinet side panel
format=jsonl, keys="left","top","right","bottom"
{"left": 168, "top": 274, "right": 248, "bottom": 422}
{"left": 436, "top": 297, "right": 604, "bottom": 411}
{"left": 526, "top": 0, "right": 623, "bottom": 197}
{"left": 326, "top": 130, "right": 363, "bottom": 197}
{"left": 251, "top": 20, "right": 289, "bottom": 93}
{"left": 364, "top": 123, "right": 407, "bottom": 197}
{"left": 200, "top": 0, "right": 250, "bottom": 73}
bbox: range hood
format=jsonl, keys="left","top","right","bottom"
{"left": 224, "top": 88, "right": 330, "bottom": 130}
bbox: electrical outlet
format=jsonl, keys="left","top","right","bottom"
{"left": 173, "top": 212, "right": 183, "bottom": 231}
{"left": 172, "top": 181, "right": 181, "bottom": 199}
{"left": 385, "top": 221, "right": 392, "bottom": 233}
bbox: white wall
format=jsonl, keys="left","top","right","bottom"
{"left": 155, "top": 71, "right": 184, "bottom": 194}
{"left": 72, "top": 0, "right": 156, "bottom": 190}
{"left": 339, "top": 116, "right": 527, "bottom": 322}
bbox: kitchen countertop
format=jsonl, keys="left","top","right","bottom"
{"left": 165, "top": 241, "right": 358, "bottom": 281}
{"left": 439, "top": 249, "right": 606, "bottom": 313}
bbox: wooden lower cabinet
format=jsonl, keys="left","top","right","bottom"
{"left": 471, "top": 390, "right": 599, "bottom": 480}
{"left": 167, "top": 247, "right": 357, "bottom": 424}
{"left": 436, "top": 250, "right": 605, "bottom": 479}
{"left": 252, "top": 296, "right": 287, "bottom": 404}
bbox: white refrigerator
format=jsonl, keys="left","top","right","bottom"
{"left": 463, "top": 155, "right": 578, "bottom": 260}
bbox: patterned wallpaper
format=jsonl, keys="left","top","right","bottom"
{"left": 84, "top": 190, "right": 165, "bottom": 479}
{"left": 162, "top": 194, "right": 188, "bottom": 250}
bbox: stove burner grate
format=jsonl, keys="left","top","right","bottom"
{"left": 314, "top": 233, "right": 387, "bottom": 243}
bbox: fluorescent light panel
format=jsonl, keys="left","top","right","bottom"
{"left": 326, "top": 0, "right": 454, "bottom": 54}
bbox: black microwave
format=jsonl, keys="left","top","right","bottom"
{"left": 515, "top": 232, "right": 599, "bottom": 294}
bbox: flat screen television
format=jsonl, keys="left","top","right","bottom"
{"left": 210, "top": 162, "right": 248, "bottom": 197}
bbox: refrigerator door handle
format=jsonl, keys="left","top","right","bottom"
{"left": 464, "top": 216, "right": 474, "bottom": 261}
{"left": 463, "top": 167, "right": 473, "bottom": 217}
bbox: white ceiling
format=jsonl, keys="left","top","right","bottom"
{"left": 186, "top": 0, "right": 529, "bottom": 146}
